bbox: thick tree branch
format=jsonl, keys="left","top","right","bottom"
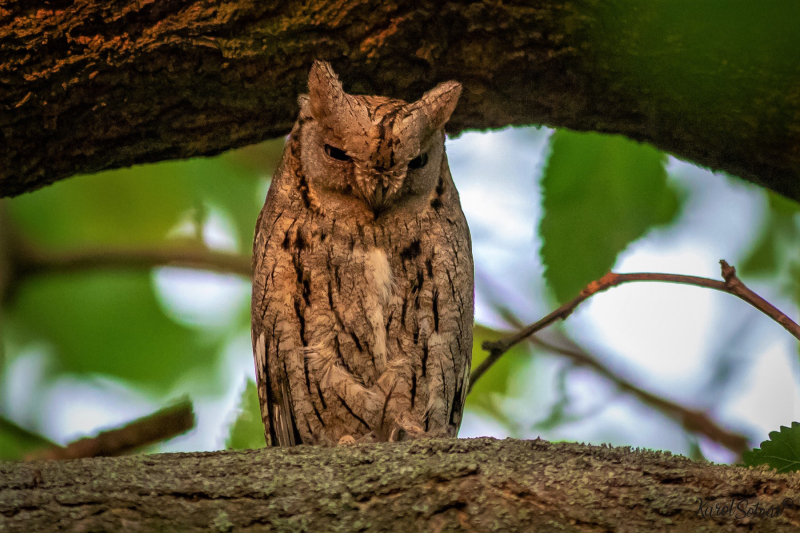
{"left": 2, "top": 438, "right": 799, "bottom": 532}
{"left": 1, "top": 2, "right": 798, "bottom": 199}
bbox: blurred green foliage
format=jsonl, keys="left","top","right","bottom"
{"left": 11, "top": 272, "right": 220, "bottom": 392}
{"left": 0, "top": 416, "right": 56, "bottom": 461}
{"left": 539, "top": 130, "right": 682, "bottom": 303}
{"left": 465, "top": 326, "right": 534, "bottom": 429}
{"left": 740, "top": 193, "right": 800, "bottom": 280}
{"left": 1, "top": 139, "right": 284, "bottom": 460}
{"left": 226, "top": 380, "right": 266, "bottom": 450}
{"left": 0, "top": 120, "right": 794, "bottom": 461}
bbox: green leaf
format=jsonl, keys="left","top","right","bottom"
{"left": 466, "top": 325, "right": 533, "bottom": 428}
{"left": 539, "top": 130, "right": 681, "bottom": 303}
{"left": 9, "top": 271, "right": 222, "bottom": 393}
{"left": 743, "top": 423, "right": 800, "bottom": 473}
{"left": 740, "top": 224, "right": 780, "bottom": 276}
{"left": 0, "top": 416, "right": 56, "bottom": 461}
{"left": 226, "top": 380, "right": 266, "bottom": 450}
{"left": 740, "top": 192, "right": 800, "bottom": 277}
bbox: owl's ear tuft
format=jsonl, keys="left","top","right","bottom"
{"left": 409, "top": 81, "right": 461, "bottom": 132}
{"left": 402, "top": 81, "right": 462, "bottom": 143}
{"left": 417, "top": 81, "right": 462, "bottom": 131}
{"left": 308, "top": 61, "right": 345, "bottom": 121}
{"left": 307, "top": 61, "right": 370, "bottom": 136}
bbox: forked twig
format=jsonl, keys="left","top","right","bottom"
{"left": 471, "top": 260, "right": 800, "bottom": 390}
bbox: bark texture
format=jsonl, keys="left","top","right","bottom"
{"left": 1, "top": 438, "right": 800, "bottom": 532}
{"left": 1, "top": 1, "right": 799, "bottom": 199}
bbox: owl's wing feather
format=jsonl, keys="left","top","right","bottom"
{"left": 252, "top": 169, "right": 306, "bottom": 447}
{"left": 252, "top": 310, "right": 301, "bottom": 447}
{"left": 252, "top": 329, "right": 273, "bottom": 446}
{"left": 252, "top": 192, "right": 288, "bottom": 447}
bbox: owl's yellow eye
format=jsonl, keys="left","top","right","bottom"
{"left": 324, "top": 144, "right": 351, "bottom": 162}
{"left": 409, "top": 152, "right": 428, "bottom": 170}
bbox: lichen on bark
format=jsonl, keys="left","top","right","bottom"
{"left": 1, "top": 438, "right": 799, "bottom": 532}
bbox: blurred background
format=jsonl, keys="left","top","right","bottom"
{"left": 1, "top": 125, "right": 798, "bottom": 463}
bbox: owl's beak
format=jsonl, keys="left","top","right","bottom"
{"left": 373, "top": 183, "right": 391, "bottom": 209}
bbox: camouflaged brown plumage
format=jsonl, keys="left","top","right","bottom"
{"left": 251, "top": 61, "right": 473, "bottom": 446}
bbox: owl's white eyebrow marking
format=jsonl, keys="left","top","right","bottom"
{"left": 366, "top": 248, "right": 394, "bottom": 307}
{"left": 364, "top": 248, "right": 394, "bottom": 376}
{"left": 255, "top": 331, "right": 267, "bottom": 379}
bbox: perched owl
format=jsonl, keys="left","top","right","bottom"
{"left": 251, "top": 61, "right": 473, "bottom": 446}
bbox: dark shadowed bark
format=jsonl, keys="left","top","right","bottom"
{"left": 1, "top": 1, "right": 798, "bottom": 199}
{"left": 2, "top": 438, "right": 799, "bottom": 533}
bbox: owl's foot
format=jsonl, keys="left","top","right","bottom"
{"left": 337, "top": 435, "right": 356, "bottom": 446}
{"left": 337, "top": 432, "right": 378, "bottom": 445}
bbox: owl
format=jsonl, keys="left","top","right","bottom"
{"left": 251, "top": 61, "right": 473, "bottom": 446}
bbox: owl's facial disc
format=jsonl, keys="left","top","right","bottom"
{"left": 354, "top": 163, "right": 405, "bottom": 213}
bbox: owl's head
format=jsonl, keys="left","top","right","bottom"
{"left": 296, "top": 61, "right": 461, "bottom": 218}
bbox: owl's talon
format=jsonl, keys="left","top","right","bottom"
{"left": 338, "top": 435, "right": 357, "bottom": 446}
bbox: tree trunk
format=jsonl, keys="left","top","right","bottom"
{"left": 1, "top": 1, "right": 798, "bottom": 200}
{"left": 1, "top": 438, "right": 799, "bottom": 532}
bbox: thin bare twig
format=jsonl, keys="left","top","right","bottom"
{"left": 529, "top": 333, "right": 749, "bottom": 455}
{"left": 471, "top": 260, "right": 800, "bottom": 390}
{"left": 1, "top": 212, "right": 252, "bottom": 303}
{"left": 25, "top": 398, "right": 195, "bottom": 461}
{"left": 473, "top": 271, "right": 750, "bottom": 455}
{"left": 15, "top": 244, "right": 252, "bottom": 279}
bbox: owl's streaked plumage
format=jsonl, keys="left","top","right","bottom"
{"left": 251, "top": 61, "right": 473, "bottom": 446}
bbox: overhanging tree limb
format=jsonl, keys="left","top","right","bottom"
{"left": 2, "top": 438, "right": 799, "bottom": 532}
{"left": 1, "top": 1, "right": 798, "bottom": 199}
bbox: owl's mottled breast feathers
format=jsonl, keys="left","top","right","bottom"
{"left": 252, "top": 61, "right": 473, "bottom": 446}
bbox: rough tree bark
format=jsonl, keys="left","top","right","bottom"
{"left": 3, "top": 3, "right": 799, "bottom": 531}
{"left": 1, "top": 1, "right": 798, "bottom": 199}
{"left": 2, "top": 438, "right": 799, "bottom": 533}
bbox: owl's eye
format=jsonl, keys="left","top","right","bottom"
{"left": 324, "top": 144, "right": 351, "bottom": 162}
{"left": 409, "top": 152, "right": 428, "bottom": 170}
